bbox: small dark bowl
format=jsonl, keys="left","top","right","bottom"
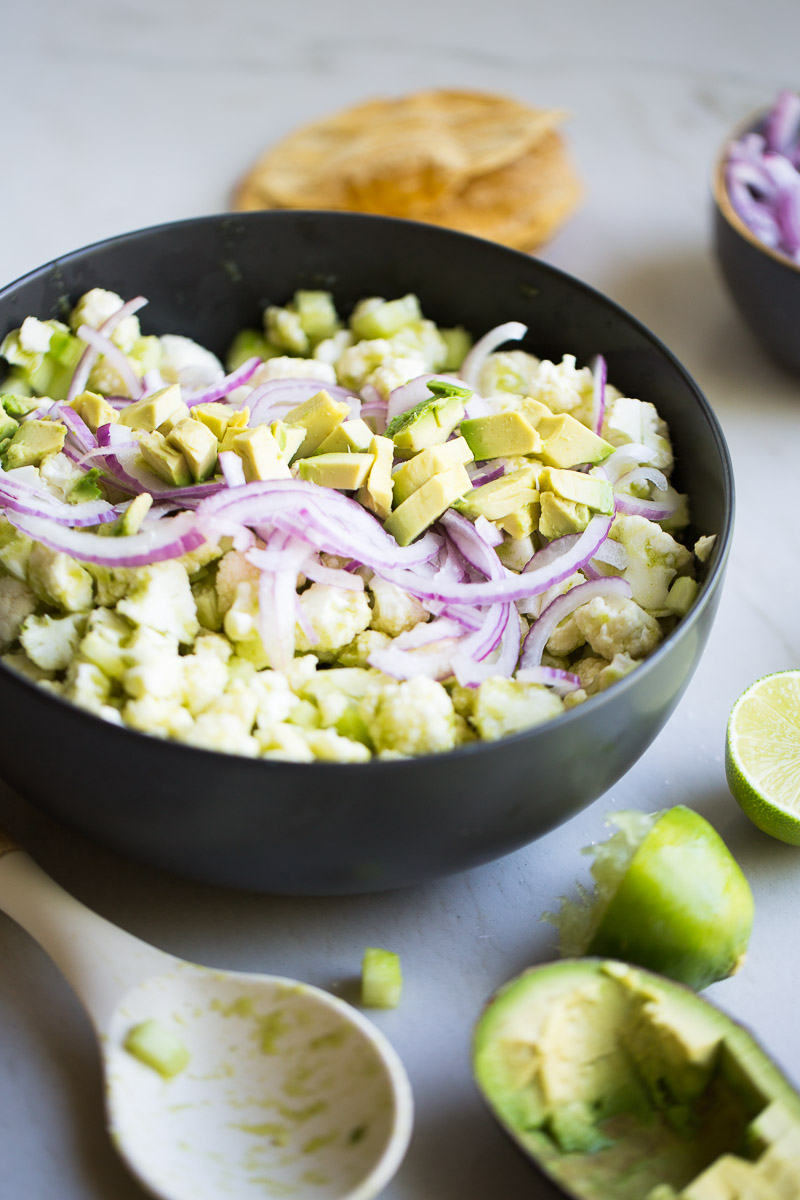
{"left": 713, "top": 108, "right": 800, "bottom": 374}
{"left": 0, "top": 212, "right": 734, "bottom": 894}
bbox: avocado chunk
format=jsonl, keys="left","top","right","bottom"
{"left": 316, "top": 417, "right": 374, "bottom": 454}
{"left": 386, "top": 388, "right": 467, "bottom": 457}
{"left": 230, "top": 424, "right": 292, "bottom": 482}
{"left": 391, "top": 436, "right": 474, "bottom": 507}
{"left": 454, "top": 466, "right": 539, "bottom": 523}
{"left": 191, "top": 401, "right": 232, "bottom": 441}
{"left": 69, "top": 389, "right": 119, "bottom": 434}
{"left": 0, "top": 408, "right": 19, "bottom": 442}
{"left": 137, "top": 430, "right": 193, "bottom": 487}
{"left": 539, "top": 493, "right": 591, "bottom": 539}
{"left": 118, "top": 384, "right": 185, "bottom": 433}
{"left": 384, "top": 463, "right": 472, "bottom": 546}
{"left": 537, "top": 413, "right": 615, "bottom": 468}
{"left": 297, "top": 451, "right": 374, "bottom": 490}
{"left": 284, "top": 389, "right": 351, "bottom": 458}
{"left": 461, "top": 411, "right": 542, "bottom": 459}
{"left": 217, "top": 407, "right": 250, "bottom": 452}
{"left": 4, "top": 418, "right": 66, "bottom": 468}
{"left": 539, "top": 467, "right": 615, "bottom": 515}
{"left": 473, "top": 959, "right": 800, "bottom": 1200}
{"left": 357, "top": 435, "right": 394, "bottom": 519}
{"left": 166, "top": 417, "right": 218, "bottom": 482}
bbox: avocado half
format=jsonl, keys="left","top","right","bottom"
{"left": 473, "top": 959, "right": 800, "bottom": 1199}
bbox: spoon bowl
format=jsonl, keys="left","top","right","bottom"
{"left": 0, "top": 830, "right": 412, "bottom": 1200}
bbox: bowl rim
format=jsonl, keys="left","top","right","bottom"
{"left": 713, "top": 103, "right": 800, "bottom": 278}
{"left": 0, "top": 209, "right": 736, "bottom": 772}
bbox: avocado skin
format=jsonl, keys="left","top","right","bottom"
{"left": 473, "top": 958, "right": 800, "bottom": 1200}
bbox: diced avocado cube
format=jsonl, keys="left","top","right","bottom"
{"left": 118, "top": 384, "right": 184, "bottom": 433}
{"left": 498, "top": 504, "right": 538, "bottom": 539}
{"left": 4, "top": 419, "right": 66, "bottom": 469}
{"left": 225, "top": 327, "right": 280, "bottom": 372}
{"left": 231, "top": 424, "right": 292, "bottom": 482}
{"left": 166, "top": 418, "right": 218, "bottom": 482}
{"left": 384, "top": 463, "right": 472, "bottom": 546}
{"left": 297, "top": 452, "right": 374, "bottom": 490}
{"left": 391, "top": 436, "right": 473, "bottom": 507}
{"left": 284, "top": 389, "right": 351, "bottom": 458}
{"left": 538, "top": 466, "right": 614, "bottom": 514}
{"left": 123, "top": 1018, "right": 190, "bottom": 1079}
{"left": 270, "top": 420, "right": 306, "bottom": 461}
{"left": 218, "top": 407, "right": 250, "bottom": 452}
{"left": 138, "top": 430, "right": 193, "bottom": 488}
{"left": 350, "top": 294, "right": 421, "bottom": 340}
{"left": 440, "top": 325, "right": 473, "bottom": 371}
{"left": 357, "top": 435, "right": 394, "bottom": 520}
{"left": 386, "top": 391, "right": 466, "bottom": 457}
{"left": 0, "top": 408, "right": 19, "bottom": 440}
{"left": 156, "top": 401, "right": 191, "bottom": 436}
{"left": 316, "top": 417, "right": 374, "bottom": 454}
{"left": 69, "top": 468, "right": 104, "bottom": 504}
{"left": 461, "top": 411, "right": 542, "bottom": 460}
{"left": 117, "top": 492, "right": 153, "bottom": 535}
{"left": 70, "top": 390, "right": 119, "bottom": 434}
{"left": 454, "top": 466, "right": 539, "bottom": 522}
{"left": 537, "top": 413, "right": 615, "bottom": 468}
{"left": 361, "top": 947, "right": 403, "bottom": 1009}
{"left": 539, "top": 492, "right": 591, "bottom": 539}
{"left": 2, "top": 390, "right": 39, "bottom": 416}
{"left": 665, "top": 576, "right": 698, "bottom": 617}
{"left": 191, "top": 402, "right": 232, "bottom": 441}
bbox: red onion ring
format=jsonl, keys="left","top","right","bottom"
{"left": 518, "top": 576, "right": 633, "bottom": 670}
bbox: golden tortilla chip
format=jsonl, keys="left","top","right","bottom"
{"left": 235, "top": 89, "right": 568, "bottom": 218}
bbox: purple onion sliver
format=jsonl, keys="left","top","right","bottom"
{"left": 458, "top": 321, "right": 527, "bottom": 391}
{"left": 518, "top": 576, "right": 633, "bottom": 671}
{"left": 590, "top": 353, "right": 607, "bottom": 436}
{"left": 184, "top": 357, "right": 262, "bottom": 407}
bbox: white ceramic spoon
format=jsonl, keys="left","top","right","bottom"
{"left": 0, "top": 829, "right": 413, "bottom": 1200}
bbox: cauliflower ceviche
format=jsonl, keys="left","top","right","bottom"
{"left": 0, "top": 288, "right": 714, "bottom": 763}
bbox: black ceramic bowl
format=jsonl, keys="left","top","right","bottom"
{"left": 0, "top": 212, "right": 733, "bottom": 894}
{"left": 713, "top": 106, "right": 800, "bottom": 374}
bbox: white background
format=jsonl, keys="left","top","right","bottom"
{"left": 2, "top": 1, "right": 800, "bottom": 1196}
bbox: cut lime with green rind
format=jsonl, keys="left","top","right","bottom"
{"left": 726, "top": 670, "right": 800, "bottom": 847}
{"left": 586, "top": 806, "right": 754, "bottom": 991}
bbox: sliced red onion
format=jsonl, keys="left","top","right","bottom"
{"left": 613, "top": 484, "right": 681, "bottom": 521}
{"left": 96, "top": 422, "right": 225, "bottom": 502}
{"left": 515, "top": 666, "right": 582, "bottom": 695}
{"left": 458, "top": 322, "right": 527, "bottom": 391}
{"left": 75, "top": 324, "right": 144, "bottom": 401}
{"left": 463, "top": 395, "right": 493, "bottom": 419}
{"left": 590, "top": 354, "right": 607, "bottom": 436}
{"left": 614, "top": 464, "right": 669, "bottom": 494}
{"left": 183, "top": 357, "right": 262, "bottom": 407}
{"left": 765, "top": 89, "right": 800, "bottom": 156}
{"left": 726, "top": 93, "right": 800, "bottom": 259}
{"left": 7, "top": 509, "right": 204, "bottom": 566}
{"left": 451, "top": 603, "right": 519, "bottom": 687}
{"left": 591, "top": 537, "right": 628, "bottom": 569}
{"left": 473, "top": 515, "right": 503, "bottom": 548}
{"left": 300, "top": 554, "right": 365, "bottom": 591}
{"left": 440, "top": 509, "right": 507, "bottom": 582}
{"left": 247, "top": 379, "right": 360, "bottom": 427}
{"left": 65, "top": 295, "right": 148, "bottom": 405}
{"left": 57, "top": 405, "right": 97, "bottom": 453}
{"left": 253, "top": 532, "right": 309, "bottom": 671}
{"left": 368, "top": 617, "right": 466, "bottom": 681}
{"left": 600, "top": 443, "right": 658, "bottom": 483}
{"left": 385, "top": 374, "right": 468, "bottom": 424}
{"left": 219, "top": 450, "right": 246, "bottom": 489}
{"left": 359, "top": 383, "right": 384, "bottom": 407}
{"left": 0, "top": 470, "right": 117, "bottom": 527}
{"left": 518, "top": 576, "right": 633, "bottom": 670}
{"left": 468, "top": 461, "right": 506, "bottom": 487}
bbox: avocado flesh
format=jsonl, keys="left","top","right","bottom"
{"left": 474, "top": 960, "right": 800, "bottom": 1200}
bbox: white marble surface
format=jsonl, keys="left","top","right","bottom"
{"left": 3, "top": 1, "right": 800, "bottom": 1197}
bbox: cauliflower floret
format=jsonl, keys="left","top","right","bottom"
{"left": 248, "top": 357, "right": 337, "bottom": 386}
{"left": 123, "top": 695, "right": 194, "bottom": 740}
{"left": 0, "top": 516, "right": 33, "bottom": 582}
{"left": 124, "top": 653, "right": 184, "bottom": 703}
{"left": 38, "top": 452, "right": 85, "bottom": 501}
{"left": 202, "top": 678, "right": 259, "bottom": 731}
{"left": 117, "top": 561, "right": 199, "bottom": 644}
{"left": 368, "top": 575, "right": 428, "bottom": 637}
{"left": 2, "top": 649, "right": 55, "bottom": 683}
{"left": 477, "top": 349, "right": 540, "bottom": 398}
{"left": 258, "top": 723, "right": 315, "bottom": 762}
{"left": 296, "top": 583, "right": 372, "bottom": 660}
{"left": 283, "top": 654, "right": 318, "bottom": 692}
{"left": 0, "top": 574, "right": 38, "bottom": 647}
{"left": 18, "top": 316, "right": 55, "bottom": 355}
{"left": 19, "top": 612, "right": 85, "bottom": 672}
{"left": 527, "top": 355, "right": 594, "bottom": 422}
{"left": 159, "top": 334, "right": 224, "bottom": 390}
{"left": 64, "top": 660, "right": 114, "bottom": 713}
{"left": 251, "top": 669, "right": 298, "bottom": 733}
{"left": 180, "top": 639, "right": 232, "bottom": 715}
{"left": 265, "top": 306, "right": 309, "bottom": 355}
{"left": 183, "top": 712, "right": 259, "bottom": 757}
{"left": 602, "top": 394, "right": 673, "bottom": 473}
{"left": 574, "top": 595, "right": 662, "bottom": 661}
{"left": 389, "top": 320, "right": 448, "bottom": 370}
{"left": 303, "top": 728, "right": 371, "bottom": 763}
{"left": 222, "top": 580, "right": 269, "bottom": 668}
{"left": 336, "top": 629, "right": 392, "bottom": 668}
{"left": 365, "top": 355, "right": 428, "bottom": 401}
{"left": 575, "top": 652, "right": 638, "bottom": 696}
{"left": 335, "top": 339, "right": 394, "bottom": 391}
{"left": 470, "top": 678, "right": 564, "bottom": 741}
{"left": 215, "top": 549, "right": 261, "bottom": 615}
{"left": 694, "top": 534, "right": 716, "bottom": 563}
{"left": 313, "top": 329, "right": 354, "bottom": 367}
{"left": 608, "top": 515, "right": 693, "bottom": 611}
{"left": 69, "top": 288, "right": 141, "bottom": 352}
{"left": 77, "top": 607, "right": 132, "bottom": 679}
{"left": 85, "top": 565, "right": 136, "bottom": 606}
{"left": 27, "top": 543, "right": 93, "bottom": 612}
{"left": 361, "top": 676, "right": 457, "bottom": 757}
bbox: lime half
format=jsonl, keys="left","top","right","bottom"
{"left": 726, "top": 670, "right": 800, "bottom": 846}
